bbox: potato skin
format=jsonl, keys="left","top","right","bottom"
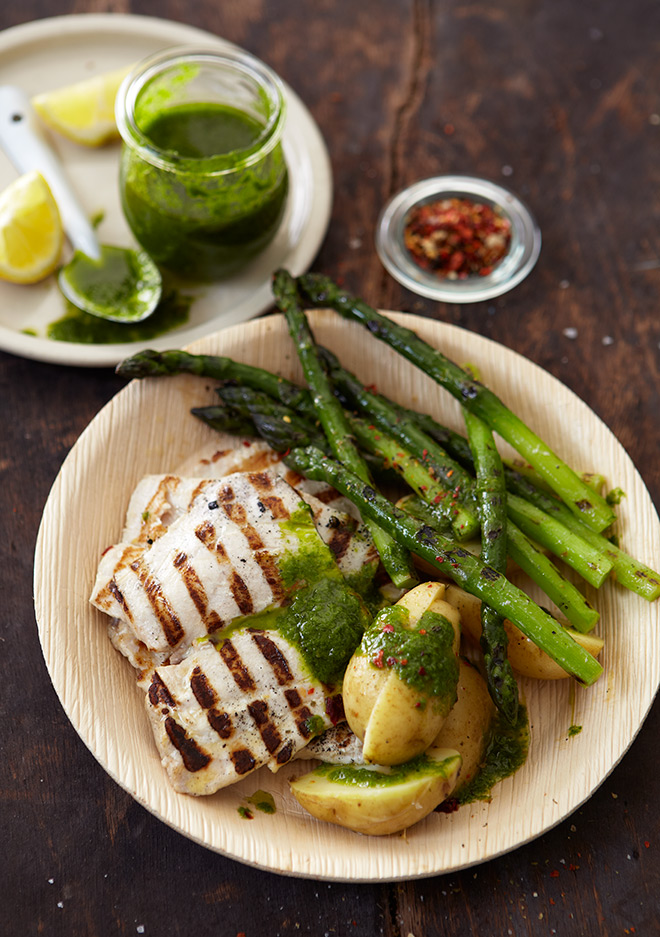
{"left": 289, "top": 748, "right": 461, "bottom": 836}
{"left": 444, "top": 584, "right": 604, "bottom": 680}
{"left": 427, "top": 659, "right": 495, "bottom": 794}
{"left": 342, "top": 582, "right": 460, "bottom": 764}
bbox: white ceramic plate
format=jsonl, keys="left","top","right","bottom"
{"left": 34, "top": 311, "right": 660, "bottom": 880}
{"left": 0, "top": 14, "right": 332, "bottom": 367}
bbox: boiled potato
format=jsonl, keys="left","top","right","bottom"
{"left": 395, "top": 580, "right": 461, "bottom": 654}
{"left": 444, "top": 584, "right": 604, "bottom": 680}
{"left": 343, "top": 582, "right": 460, "bottom": 764}
{"left": 428, "top": 659, "right": 496, "bottom": 794}
{"left": 289, "top": 747, "right": 461, "bottom": 836}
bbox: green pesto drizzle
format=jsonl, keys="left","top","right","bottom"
{"left": 606, "top": 487, "right": 626, "bottom": 505}
{"left": 568, "top": 724, "right": 583, "bottom": 737}
{"left": 277, "top": 503, "right": 342, "bottom": 590}
{"left": 313, "top": 752, "right": 460, "bottom": 788}
{"left": 245, "top": 790, "right": 276, "bottom": 814}
{"left": 456, "top": 703, "right": 530, "bottom": 805}
{"left": 47, "top": 287, "right": 192, "bottom": 344}
{"left": 358, "top": 606, "right": 459, "bottom": 701}
{"left": 212, "top": 578, "right": 370, "bottom": 687}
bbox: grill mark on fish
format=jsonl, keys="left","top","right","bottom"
{"left": 165, "top": 717, "right": 211, "bottom": 772}
{"left": 295, "top": 706, "right": 314, "bottom": 739}
{"left": 219, "top": 639, "right": 256, "bottom": 691}
{"left": 207, "top": 708, "right": 233, "bottom": 739}
{"left": 190, "top": 665, "right": 217, "bottom": 709}
{"left": 247, "top": 471, "right": 274, "bottom": 492}
{"left": 284, "top": 688, "right": 302, "bottom": 709}
{"left": 310, "top": 486, "right": 342, "bottom": 505}
{"left": 107, "top": 579, "right": 133, "bottom": 623}
{"left": 252, "top": 551, "right": 284, "bottom": 603}
{"left": 327, "top": 525, "right": 354, "bottom": 562}
{"left": 129, "top": 555, "right": 185, "bottom": 647}
{"left": 189, "top": 479, "right": 210, "bottom": 509}
{"left": 251, "top": 631, "right": 293, "bottom": 685}
{"left": 218, "top": 484, "right": 235, "bottom": 503}
{"left": 247, "top": 700, "right": 283, "bottom": 754}
{"left": 276, "top": 741, "right": 294, "bottom": 765}
{"left": 229, "top": 571, "right": 254, "bottom": 616}
{"left": 231, "top": 748, "right": 256, "bottom": 775}
{"left": 195, "top": 520, "right": 216, "bottom": 547}
{"left": 148, "top": 672, "right": 176, "bottom": 708}
{"left": 195, "top": 521, "right": 230, "bottom": 566}
{"left": 233, "top": 451, "right": 282, "bottom": 472}
{"left": 210, "top": 449, "right": 233, "bottom": 463}
{"left": 259, "top": 495, "right": 291, "bottom": 520}
{"left": 221, "top": 501, "right": 265, "bottom": 551}
{"left": 173, "top": 551, "right": 224, "bottom": 633}
{"left": 137, "top": 474, "right": 181, "bottom": 541}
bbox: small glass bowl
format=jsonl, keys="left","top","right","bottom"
{"left": 375, "top": 175, "right": 541, "bottom": 303}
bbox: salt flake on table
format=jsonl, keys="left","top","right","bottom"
{"left": 602, "top": 335, "right": 614, "bottom": 345}
{"left": 563, "top": 327, "right": 578, "bottom": 339}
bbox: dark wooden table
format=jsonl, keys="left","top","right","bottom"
{"left": 2, "top": 2, "right": 659, "bottom": 934}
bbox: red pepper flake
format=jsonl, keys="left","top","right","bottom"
{"left": 282, "top": 448, "right": 290, "bottom": 458}
{"left": 435, "top": 797, "right": 459, "bottom": 814}
{"left": 549, "top": 899, "right": 555, "bottom": 906}
{"left": 434, "top": 493, "right": 446, "bottom": 502}
{"left": 400, "top": 658, "right": 408, "bottom": 666}
{"left": 422, "top": 449, "right": 428, "bottom": 458}
{"left": 419, "top": 484, "right": 428, "bottom": 491}
{"left": 435, "top": 555, "right": 445, "bottom": 563}
{"left": 386, "top": 656, "right": 398, "bottom": 667}
{"left": 308, "top": 687, "right": 314, "bottom": 695}
{"left": 645, "top": 841, "right": 651, "bottom": 848}
{"left": 419, "top": 628, "right": 427, "bottom": 635}
{"left": 242, "top": 440, "right": 251, "bottom": 447}
{"left": 447, "top": 469, "right": 454, "bottom": 477}
{"left": 381, "top": 623, "right": 395, "bottom": 633}
{"left": 403, "top": 197, "right": 511, "bottom": 281}
{"left": 366, "top": 383, "right": 378, "bottom": 393}
{"left": 373, "top": 649, "right": 385, "bottom": 668}
{"left": 550, "top": 870, "right": 560, "bottom": 878}
{"left": 568, "top": 864, "right": 579, "bottom": 871}
{"left": 443, "top": 123, "right": 455, "bottom": 135}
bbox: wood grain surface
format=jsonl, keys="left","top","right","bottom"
{"left": 2, "top": 1, "right": 660, "bottom": 935}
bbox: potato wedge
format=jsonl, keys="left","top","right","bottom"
{"left": 289, "top": 748, "right": 461, "bottom": 836}
{"left": 343, "top": 583, "right": 460, "bottom": 764}
{"left": 428, "top": 659, "right": 496, "bottom": 794}
{"left": 444, "top": 584, "right": 604, "bottom": 680}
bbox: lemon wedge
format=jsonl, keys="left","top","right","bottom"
{"left": 0, "top": 171, "right": 63, "bottom": 284}
{"left": 31, "top": 65, "right": 132, "bottom": 147}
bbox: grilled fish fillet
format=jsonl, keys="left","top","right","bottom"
{"left": 91, "top": 470, "right": 338, "bottom": 665}
{"left": 297, "top": 723, "right": 366, "bottom": 765}
{"left": 146, "top": 631, "right": 337, "bottom": 795}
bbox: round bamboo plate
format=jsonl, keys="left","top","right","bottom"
{"left": 34, "top": 310, "right": 660, "bottom": 881}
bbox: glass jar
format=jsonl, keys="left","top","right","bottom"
{"left": 115, "top": 47, "right": 288, "bottom": 282}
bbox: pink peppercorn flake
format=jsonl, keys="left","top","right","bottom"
{"left": 381, "top": 623, "right": 395, "bottom": 633}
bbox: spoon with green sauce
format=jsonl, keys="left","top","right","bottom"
{"left": 0, "top": 85, "right": 162, "bottom": 323}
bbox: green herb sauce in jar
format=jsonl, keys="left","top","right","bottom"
{"left": 116, "top": 49, "right": 288, "bottom": 282}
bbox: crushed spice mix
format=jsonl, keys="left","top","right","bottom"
{"left": 403, "top": 197, "right": 512, "bottom": 280}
